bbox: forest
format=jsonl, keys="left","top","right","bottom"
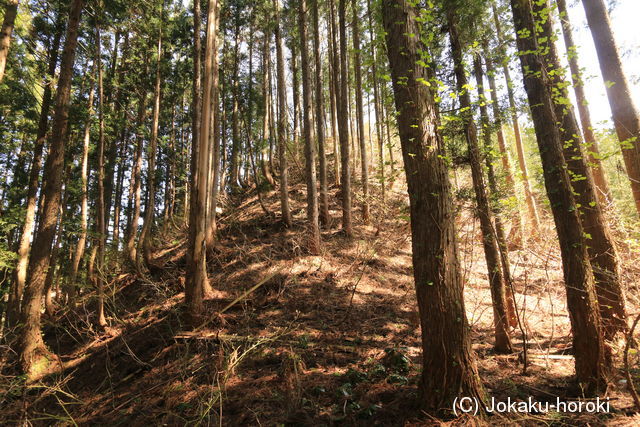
{"left": 1, "top": 0, "right": 640, "bottom": 424}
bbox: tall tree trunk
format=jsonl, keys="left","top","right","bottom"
{"left": 474, "top": 55, "right": 518, "bottom": 329}
{"left": 109, "top": 32, "right": 130, "bottom": 245}
{"left": 274, "top": 0, "right": 292, "bottom": 226}
{"left": 219, "top": 96, "right": 228, "bottom": 194}
{"left": 338, "top": 0, "right": 352, "bottom": 236}
{"left": 448, "top": 13, "right": 512, "bottom": 353}
{"left": 348, "top": 65, "right": 358, "bottom": 181}
{"left": 164, "top": 105, "right": 177, "bottom": 224}
{"left": 186, "top": 0, "right": 217, "bottom": 323}
{"left": 17, "top": 0, "right": 84, "bottom": 375}
{"left": 69, "top": 78, "right": 94, "bottom": 297}
{"left": 206, "top": 0, "right": 222, "bottom": 251}
{"left": 510, "top": 0, "right": 608, "bottom": 394}
{"left": 190, "top": 0, "right": 202, "bottom": 225}
{"left": 125, "top": 91, "right": 147, "bottom": 265}
{"left": 261, "top": 31, "right": 275, "bottom": 187}
{"left": 367, "top": 0, "right": 384, "bottom": 201}
{"left": 230, "top": 17, "right": 241, "bottom": 191}
{"left": 140, "top": 20, "right": 163, "bottom": 270}
{"left": 381, "top": 84, "right": 396, "bottom": 180}
{"left": 44, "top": 203, "right": 64, "bottom": 318}
{"left": 535, "top": 1, "right": 627, "bottom": 340}
{"left": 492, "top": 4, "right": 540, "bottom": 231}
{"left": 581, "top": 0, "right": 640, "bottom": 216}
{"left": 327, "top": 6, "right": 340, "bottom": 187}
{"left": 215, "top": 25, "right": 227, "bottom": 200}
{"left": 483, "top": 44, "right": 523, "bottom": 246}
{"left": 6, "top": 133, "right": 29, "bottom": 242}
{"left": 352, "top": 0, "right": 369, "bottom": 223}
{"left": 0, "top": 0, "right": 19, "bottom": 82}
{"left": 104, "top": 38, "right": 130, "bottom": 239}
{"left": 44, "top": 176, "right": 69, "bottom": 317}
{"left": 245, "top": 8, "right": 267, "bottom": 213}
{"left": 299, "top": 0, "right": 321, "bottom": 254}
{"left": 268, "top": 50, "right": 276, "bottom": 178}
{"left": 112, "top": 135, "right": 128, "bottom": 246}
{"left": 95, "top": 25, "right": 107, "bottom": 326}
{"left": 383, "top": 0, "right": 485, "bottom": 413}
{"left": 312, "top": 0, "right": 329, "bottom": 227}
{"left": 6, "top": 17, "right": 63, "bottom": 328}
{"left": 291, "top": 41, "right": 301, "bottom": 163}
{"left": 556, "top": 0, "right": 611, "bottom": 205}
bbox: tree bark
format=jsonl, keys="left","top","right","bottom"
{"left": 381, "top": 83, "right": 396, "bottom": 180}
{"left": 312, "top": 0, "right": 329, "bottom": 227}
{"left": 5, "top": 133, "right": 29, "bottom": 243}
{"left": 164, "top": 105, "right": 177, "bottom": 225}
{"left": 267, "top": 48, "right": 276, "bottom": 179}
{"left": 187, "top": 0, "right": 217, "bottom": 323}
{"left": 6, "top": 16, "right": 63, "bottom": 328}
{"left": 448, "top": 13, "right": 512, "bottom": 353}
{"left": 474, "top": 54, "right": 518, "bottom": 329}
{"left": 190, "top": 0, "right": 201, "bottom": 225}
{"left": 482, "top": 44, "right": 523, "bottom": 247}
{"left": 104, "top": 37, "right": 130, "bottom": 240}
{"left": 291, "top": 40, "right": 301, "bottom": 163}
{"left": 69, "top": 78, "right": 94, "bottom": 297}
{"left": 367, "top": 0, "right": 384, "bottom": 201}
{"left": 556, "top": 0, "right": 612, "bottom": 205}
{"left": 112, "top": 133, "right": 128, "bottom": 246}
{"left": 261, "top": 30, "right": 275, "bottom": 188}
{"left": 185, "top": 1, "right": 202, "bottom": 230}
{"left": 535, "top": 0, "right": 627, "bottom": 340}
{"left": 383, "top": 0, "right": 485, "bottom": 413}
{"left": 581, "top": 0, "right": 640, "bottom": 216}
{"left": 125, "top": 91, "right": 147, "bottom": 266}
{"left": 299, "top": 0, "right": 321, "bottom": 254}
{"left": 352, "top": 0, "right": 369, "bottom": 223}
{"left": 95, "top": 25, "right": 107, "bottom": 327}
{"left": 206, "top": 0, "right": 222, "bottom": 251}
{"left": 44, "top": 180, "right": 68, "bottom": 318}
{"left": 510, "top": 0, "right": 608, "bottom": 394}
{"left": 0, "top": 0, "right": 19, "bottom": 82}
{"left": 274, "top": 0, "right": 292, "bottom": 226}
{"left": 229, "top": 15, "right": 241, "bottom": 190}
{"left": 492, "top": 4, "right": 540, "bottom": 231}
{"left": 338, "top": 0, "right": 352, "bottom": 236}
{"left": 139, "top": 19, "right": 163, "bottom": 271}
{"left": 17, "top": 0, "right": 84, "bottom": 375}
{"left": 328, "top": 4, "right": 341, "bottom": 186}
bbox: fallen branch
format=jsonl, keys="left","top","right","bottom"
{"left": 172, "top": 332, "right": 358, "bottom": 354}
{"left": 527, "top": 353, "right": 574, "bottom": 360}
{"left": 219, "top": 268, "right": 282, "bottom": 314}
{"left": 184, "top": 268, "right": 285, "bottom": 333}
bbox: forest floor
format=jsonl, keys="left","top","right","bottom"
{"left": 2, "top": 171, "right": 640, "bottom": 426}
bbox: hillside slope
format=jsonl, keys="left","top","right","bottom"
{"left": 2, "top": 179, "right": 639, "bottom": 426}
